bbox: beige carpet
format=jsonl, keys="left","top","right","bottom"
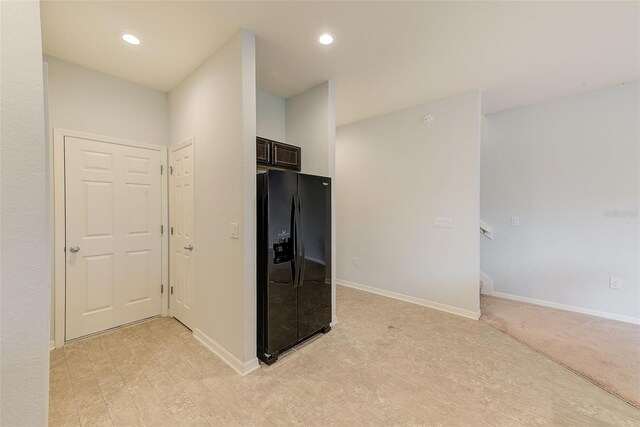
{"left": 481, "top": 295, "right": 640, "bottom": 408}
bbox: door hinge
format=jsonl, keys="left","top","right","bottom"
{"left": 161, "top": 284, "right": 164, "bottom": 294}
{"left": 161, "top": 165, "right": 164, "bottom": 175}
{"left": 171, "top": 286, "right": 174, "bottom": 295}
{"left": 171, "top": 226, "right": 174, "bottom": 235}
{"left": 161, "top": 224, "right": 164, "bottom": 234}
{"left": 170, "top": 166, "right": 174, "bottom": 175}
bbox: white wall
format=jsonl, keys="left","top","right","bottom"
{"left": 256, "top": 88, "right": 285, "bottom": 141}
{"left": 286, "top": 82, "right": 332, "bottom": 176}
{"left": 169, "top": 30, "right": 257, "bottom": 371}
{"left": 0, "top": 0, "right": 50, "bottom": 424}
{"left": 336, "top": 90, "right": 482, "bottom": 319}
{"left": 45, "top": 55, "right": 169, "bottom": 146}
{"left": 285, "top": 81, "right": 337, "bottom": 323}
{"left": 481, "top": 82, "right": 640, "bottom": 322}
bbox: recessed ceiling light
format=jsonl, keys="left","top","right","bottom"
{"left": 121, "top": 34, "right": 141, "bottom": 46}
{"left": 318, "top": 33, "right": 334, "bottom": 45}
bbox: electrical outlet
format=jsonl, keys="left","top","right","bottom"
{"left": 352, "top": 257, "right": 358, "bottom": 266}
{"left": 610, "top": 277, "right": 622, "bottom": 289}
{"left": 511, "top": 217, "right": 520, "bottom": 226}
{"left": 433, "top": 217, "right": 453, "bottom": 228}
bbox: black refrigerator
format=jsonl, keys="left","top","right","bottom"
{"left": 257, "top": 170, "right": 332, "bottom": 365}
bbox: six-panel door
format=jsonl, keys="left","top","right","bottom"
{"left": 65, "top": 137, "right": 162, "bottom": 340}
{"left": 169, "top": 142, "right": 195, "bottom": 330}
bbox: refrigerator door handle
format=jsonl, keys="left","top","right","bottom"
{"left": 291, "top": 194, "right": 299, "bottom": 288}
{"left": 299, "top": 244, "right": 306, "bottom": 288}
{"left": 297, "top": 194, "right": 306, "bottom": 288}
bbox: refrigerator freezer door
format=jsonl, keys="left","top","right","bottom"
{"left": 265, "top": 171, "right": 298, "bottom": 354}
{"left": 297, "top": 174, "right": 332, "bottom": 340}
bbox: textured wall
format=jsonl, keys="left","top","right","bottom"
{"left": 45, "top": 55, "right": 169, "bottom": 146}
{"left": 257, "top": 89, "right": 285, "bottom": 142}
{"left": 285, "top": 82, "right": 331, "bottom": 176}
{"left": 0, "top": 0, "right": 50, "bottom": 423}
{"left": 481, "top": 83, "right": 639, "bottom": 321}
{"left": 336, "top": 91, "right": 481, "bottom": 318}
{"left": 169, "top": 30, "right": 257, "bottom": 367}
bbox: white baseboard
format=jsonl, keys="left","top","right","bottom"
{"left": 49, "top": 340, "right": 55, "bottom": 351}
{"left": 193, "top": 329, "right": 260, "bottom": 375}
{"left": 480, "top": 271, "right": 493, "bottom": 295}
{"left": 491, "top": 291, "right": 640, "bottom": 325}
{"left": 337, "top": 279, "right": 480, "bottom": 320}
{"left": 330, "top": 315, "right": 339, "bottom": 327}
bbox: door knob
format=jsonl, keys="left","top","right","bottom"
{"left": 184, "top": 245, "right": 193, "bottom": 251}
{"left": 69, "top": 246, "right": 80, "bottom": 253}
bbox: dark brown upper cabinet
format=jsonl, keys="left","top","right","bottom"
{"left": 271, "top": 141, "right": 301, "bottom": 171}
{"left": 256, "top": 137, "right": 301, "bottom": 172}
{"left": 256, "top": 137, "right": 270, "bottom": 166}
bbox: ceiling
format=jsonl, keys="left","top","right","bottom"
{"left": 41, "top": 1, "right": 639, "bottom": 126}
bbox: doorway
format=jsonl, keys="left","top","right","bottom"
{"left": 54, "top": 130, "right": 168, "bottom": 344}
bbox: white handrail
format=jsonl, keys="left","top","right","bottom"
{"left": 480, "top": 220, "right": 493, "bottom": 240}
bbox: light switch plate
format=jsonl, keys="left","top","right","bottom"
{"left": 230, "top": 223, "right": 239, "bottom": 239}
{"left": 433, "top": 217, "right": 453, "bottom": 228}
{"left": 511, "top": 217, "right": 520, "bottom": 226}
{"left": 610, "top": 277, "right": 622, "bottom": 289}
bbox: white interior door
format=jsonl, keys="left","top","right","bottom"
{"left": 169, "top": 141, "right": 195, "bottom": 329}
{"left": 65, "top": 136, "right": 163, "bottom": 340}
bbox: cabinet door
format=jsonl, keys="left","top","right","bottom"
{"left": 256, "top": 137, "right": 270, "bottom": 165}
{"left": 272, "top": 141, "right": 301, "bottom": 171}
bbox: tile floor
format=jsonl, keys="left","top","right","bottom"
{"left": 50, "top": 285, "right": 640, "bottom": 426}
